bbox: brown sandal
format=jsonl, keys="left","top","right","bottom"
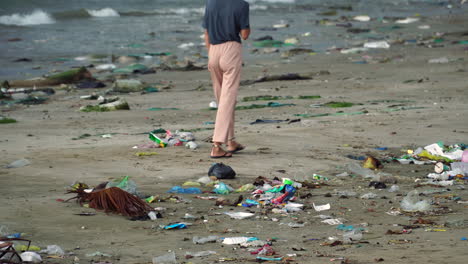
{"left": 227, "top": 144, "right": 245, "bottom": 153}
{"left": 227, "top": 140, "right": 245, "bottom": 153}
{"left": 210, "top": 144, "right": 232, "bottom": 159}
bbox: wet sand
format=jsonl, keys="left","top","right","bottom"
{"left": 1, "top": 12, "right": 468, "bottom": 264}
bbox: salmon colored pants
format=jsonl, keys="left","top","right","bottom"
{"left": 208, "top": 41, "right": 242, "bottom": 144}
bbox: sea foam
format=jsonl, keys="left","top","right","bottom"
{"left": 86, "top": 8, "right": 120, "bottom": 17}
{"left": 0, "top": 10, "right": 55, "bottom": 26}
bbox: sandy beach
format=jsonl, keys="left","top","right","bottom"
{"left": 1, "top": 9, "right": 468, "bottom": 264}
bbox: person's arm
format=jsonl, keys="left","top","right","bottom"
{"left": 204, "top": 30, "right": 210, "bottom": 52}
{"left": 238, "top": 3, "right": 250, "bottom": 41}
{"left": 240, "top": 28, "right": 250, "bottom": 40}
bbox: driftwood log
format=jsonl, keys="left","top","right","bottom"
{"left": 240, "top": 71, "right": 330, "bottom": 86}
{"left": 7, "top": 67, "right": 93, "bottom": 88}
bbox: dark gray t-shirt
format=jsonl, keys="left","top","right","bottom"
{"left": 202, "top": 0, "right": 250, "bottom": 45}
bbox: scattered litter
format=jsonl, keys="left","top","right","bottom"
{"left": 86, "top": 251, "right": 112, "bottom": 257}
{"left": 152, "top": 252, "right": 176, "bottom": 264}
{"left": 5, "top": 158, "right": 30, "bottom": 168}
{"left": 185, "top": 250, "right": 216, "bottom": 258}
{"left": 343, "top": 229, "right": 363, "bottom": 243}
{"left": 19, "top": 252, "right": 42, "bottom": 263}
{"left": 364, "top": 41, "right": 390, "bottom": 49}
{"left": 222, "top": 237, "right": 258, "bottom": 245}
{"left": 313, "top": 203, "right": 331, "bottom": 211}
{"left": 224, "top": 212, "right": 255, "bottom": 219}
{"left": 388, "top": 185, "right": 400, "bottom": 192}
{"left": 193, "top": 236, "right": 219, "bottom": 244}
{"left": 167, "top": 186, "right": 202, "bottom": 194}
{"left": 428, "top": 57, "right": 450, "bottom": 64}
{"left": 322, "top": 219, "right": 343, "bottom": 225}
{"left": 396, "top": 17, "right": 419, "bottom": 24}
{"left": 185, "top": 141, "right": 198, "bottom": 150}
{"left": 213, "top": 182, "right": 234, "bottom": 195}
{"left": 360, "top": 193, "right": 378, "bottom": 199}
{"left": 163, "top": 223, "right": 187, "bottom": 230}
{"left": 400, "top": 190, "right": 431, "bottom": 212}
{"left": 354, "top": 15, "right": 371, "bottom": 22}
{"left": 135, "top": 152, "right": 158, "bottom": 157}
{"left": 40, "top": 245, "right": 64, "bottom": 256}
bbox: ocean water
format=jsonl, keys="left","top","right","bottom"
{"left": 0, "top": 0, "right": 466, "bottom": 79}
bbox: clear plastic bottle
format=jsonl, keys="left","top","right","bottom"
{"left": 343, "top": 229, "right": 362, "bottom": 243}
{"left": 152, "top": 252, "right": 176, "bottom": 264}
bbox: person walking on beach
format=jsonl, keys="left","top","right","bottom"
{"left": 203, "top": 0, "right": 250, "bottom": 158}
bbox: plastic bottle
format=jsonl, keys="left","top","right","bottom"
{"left": 343, "top": 229, "right": 363, "bottom": 243}
{"left": 152, "top": 252, "right": 176, "bottom": 264}
{"left": 167, "top": 186, "right": 202, "bottom": 194}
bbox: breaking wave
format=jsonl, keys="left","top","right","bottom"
{"left": 251, "top": 5, "right": 269, "bottom": 10}
{"left": 0, "top": 10, "right": 55, "bottom": 26}
{"left": 120, "top": 7, "right": 205, "bottom": 16}
{"left": 53, "top": 8, "right": 119, "bottom": 19}
{"left": 0, "top": 5, "right": 266, "bottom": 26}
{"left": 86, "top": 8, "right": 120, "bottom": 17}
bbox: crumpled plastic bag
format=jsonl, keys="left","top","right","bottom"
{"left": 106, "top": 175, "right": 138, "bottom": 195}
{"left": 213, "top": 182, "right": 234, "bottom": 195}
{"left": 208, "top": 163, "right": 236, "bottom": 179}
{"left": 400, "top": 190, "right": 431, "bottom": 212}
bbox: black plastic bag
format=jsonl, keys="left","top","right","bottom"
{"left": 208, "top": 163, "right": 236, "bottom": 179}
